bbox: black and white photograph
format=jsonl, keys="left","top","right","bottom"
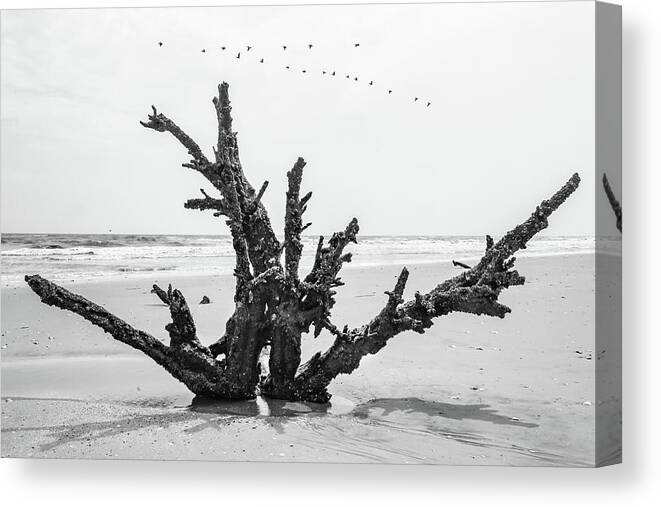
{"left": 1, "top": 1, "right": 621, "bottom": 467}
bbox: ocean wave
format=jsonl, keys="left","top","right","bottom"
{"left": 116, "top": 266, "right": 175, "bottom": 273}
{"left": 1, "top": 233, "right": 606, "bottom": 288}
{"left": 1, "top": 233, "right": 222, "bottom": 250}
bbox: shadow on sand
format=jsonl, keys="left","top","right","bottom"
{"left": 353, "top": 397, "right": 538, "bottom": 428}
{"left": 1, "top": 395, "right": 538, "bottom": 456}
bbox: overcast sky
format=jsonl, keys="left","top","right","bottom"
{"left": 1, "top": 2, "right": 597, "bottom": 236}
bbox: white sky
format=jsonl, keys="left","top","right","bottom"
{"left": 1, "top": 2, "right": 596, "bottom": 236}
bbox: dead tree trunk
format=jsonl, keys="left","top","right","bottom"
{"left": 25, "top": 83, "right": 581, "bottom": 403}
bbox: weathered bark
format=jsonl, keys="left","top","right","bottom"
{"left": 260, "top": 158, "right": 310, "bottom": 399}
{"left": 25, "top": 82, "right": 582, "bottom": 404}
{"left": 603, "top": 173, "right": 622, "bottom": 232}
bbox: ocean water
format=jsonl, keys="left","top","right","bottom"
{"left": 1, "top": 233, "right": 608, "bottom": 288}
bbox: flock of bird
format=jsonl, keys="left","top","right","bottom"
{"left": 156, "top": 41, "right": 432, "bottom": 108}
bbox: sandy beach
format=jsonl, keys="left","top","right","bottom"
{"left": 1, "top": 253, "right": 618, "bottom": 466}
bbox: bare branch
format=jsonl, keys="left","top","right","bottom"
{"left": 300, "top": 191, "right": 313, "bottom": 209}
{"left": 292, "top": 173, "right": 581, "bottom": 402}
{"left": 298, "top": 218, "right": 359, "bottom": 335}
{"left": 383, "top": 267, "right": 410, "bottom": 315}
{"left": 212, "top": 83, "right": 236, "bottom": 164}
{"left": 161, "top": 284, "right": 201, "bottom": 348}
{"left": 140, "top": 106, "right": 210, "bottom": 168}
{"left": 26, "top": 274, "right": 169, "bottom": 360}
{"left": 247, "top": 180, "right": 269, "bottom": 214}
{"left": 210, "top": 82, "right": 282, "bottom": 274}
{"left": 223, "top": 171, "right": 253, "bottom": 299}
{"left": 603, "top": 173, "right": 622, "bottom": 232}
{"left": 151, "top": 284, "right": 171, "bottom": 305}
{"left": 24, "top": 275, "right": 264, "bottom": 399}
{"left": 304, "top": 218, "right": 359, "bottom": 287}
{"left": 184, "top": 188, "right": 230, "bottom": 215}
{"left": 284, "top": 157, "right": 307, "bottom": 282}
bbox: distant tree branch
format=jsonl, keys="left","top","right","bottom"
{"left": 603, "top": 173, "right": 622, "bottom": 232}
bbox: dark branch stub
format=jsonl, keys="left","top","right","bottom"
{"left": 151, "top": 284, "right": 170, "bottom": 305}
{"left": 25, "top": 82, "right": 582, "bottom": 403}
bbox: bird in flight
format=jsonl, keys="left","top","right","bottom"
{"left": 414, "top": 97, "right": 419, "bottom": 102}
{"left": 282, "top": 45, "right": 287, "bottom": 50}
{"left": 322, "top": 71, "right": 327, "bottom": 74}
{"left": 221, "top": 46, "right": 226, "bottom": 50}
{"left": 286, "top": 65, "right": 290, "bottom": 69}
{"left": 354, "top": 43, "right": 360, "bottom": 47}
{"left": 260, "top": 58, "right": 264, "bottom": 63}
{"left": 308, "top": 44, "right": 313, "bottom": 49}
{"left": 426, "top": 102, "right": 431, "bottom": 107}
{"left": 346, "top": 75, "right": 350, "bottom": 79}
{"left": 331, "top": 71, "right": 336, "bottom": 76}
{"left": 369, "top": 80, "right": 373, "bottom": 85}
{"left": 247, "top": 45, "right": 252, "bottom": 51}
{"left": 158, "top": 42, "right": 163, "bottom": 47}
{"left": 388, "top": 90, "right": 392, "bottom": 94}
{"left": 201, "top": 49, "right": 206, "bottom": 53}
{"left": 354, "top": 77, "right": 358, "bottom": 81}
{"left": 236, "top": 52, "right": 241, "bottom": 59}
{"left": 302, "top": 70, "right": 307, "bottom": 73}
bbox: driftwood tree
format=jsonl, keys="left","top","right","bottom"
{"left": 26, "top": 83, "right": 581, "bottom": 403}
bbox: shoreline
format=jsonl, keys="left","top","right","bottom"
{"left": 1, "top": 250, "right": 603, "bottom": 290}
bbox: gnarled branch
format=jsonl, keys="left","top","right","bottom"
{"left": 292, "top": 173, "right": 581, "bottom": 402}
{"left": 184, "top": 188, "right": 229, "bottom": 216}
{"left": 140, "top": 106, "right": 210, "bottom": 168}
{"left": 25, "top": 275, "right": 241, "bottom": 399}
{"left": 292, "top": 219, "right": 360, "bottom": 339}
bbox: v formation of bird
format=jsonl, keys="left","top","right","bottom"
{"left": 156, "top": 41, "right": 432, "bottom": 108}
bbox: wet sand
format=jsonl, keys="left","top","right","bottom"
{"left": 1, "top": 254, "right": 616, "bottom": 465}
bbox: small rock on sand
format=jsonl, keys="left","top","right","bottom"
{"left": 199, "top": 296, "right": 211, "bottom": 304}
